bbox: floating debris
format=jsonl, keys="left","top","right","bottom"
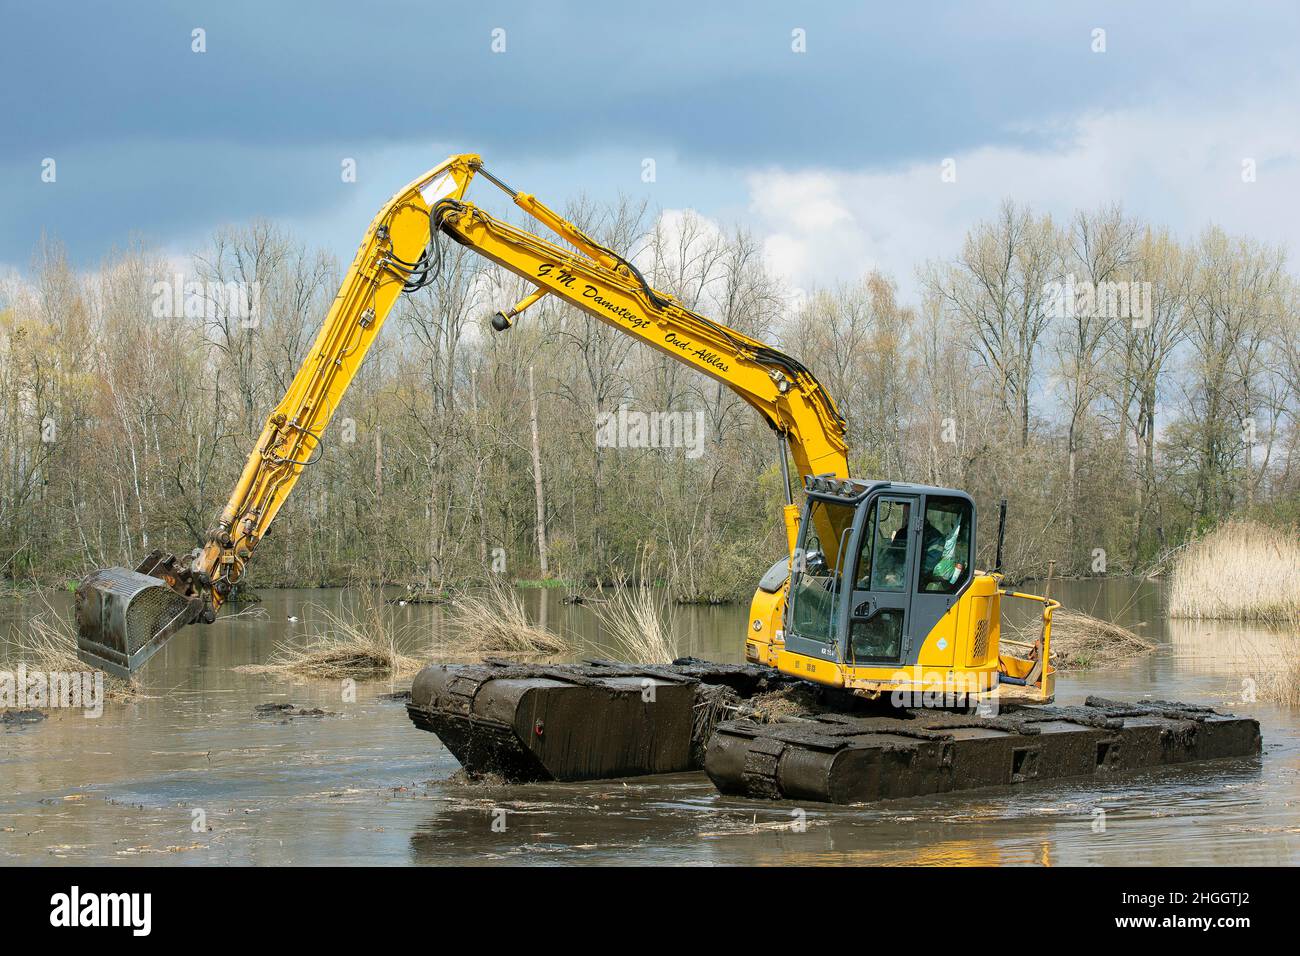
{"left": 1, "top": 709, "right": 47, "bottom": 726}
{"left": 254, "top": 702, "right": 335, "bottom": 720}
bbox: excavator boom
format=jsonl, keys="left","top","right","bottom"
{"left": 75, "top": 155, "right": 848, "bottom": 676}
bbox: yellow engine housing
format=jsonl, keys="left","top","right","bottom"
{"left": 745, "top": 573, "right": 1055, "bottom": 704}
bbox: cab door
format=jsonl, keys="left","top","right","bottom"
{"left": 846, "top": 494, "right": 917, "bottom": 665}
{"left": 784, "top": 495, "right": 857, "bottom": 665}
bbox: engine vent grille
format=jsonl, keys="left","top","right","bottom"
{"left": 971, "top": 618, "right": 989, "bottom": 662}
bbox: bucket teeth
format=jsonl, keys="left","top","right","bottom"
{"left": 74, "top": 567, "right": 201, "bottom": 679}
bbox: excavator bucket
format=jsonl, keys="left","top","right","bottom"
{"left": 74, "top": 567, "right": 201, "bottom": 679}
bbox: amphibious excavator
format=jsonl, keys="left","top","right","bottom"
{"left": 76, "top": 155, "right": 1260, "bottom": 804}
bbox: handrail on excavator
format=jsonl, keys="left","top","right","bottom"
{"left": 996, "top": 586, "right": 1060, "bottom": 701}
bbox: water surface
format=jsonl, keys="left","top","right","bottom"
{"left": 1, "top": 580, "right": 1295, "bottom": 865}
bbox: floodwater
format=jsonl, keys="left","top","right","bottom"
{"left": 1, "top": 579, "right": 1296, "bottom": 866}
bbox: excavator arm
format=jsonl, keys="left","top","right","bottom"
{"left": 189, "top": 157, "right": 479, "bottom": 611}
{"left": 75, "top": 154, "right": 847, "bottom": 677}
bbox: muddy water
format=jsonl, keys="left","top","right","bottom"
{"left": 1, "top": 580, "right": 1296, "bottom": 866}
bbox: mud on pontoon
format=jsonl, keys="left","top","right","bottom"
{"left": 407, "top": 658, "right": 1261, "bottom": 805}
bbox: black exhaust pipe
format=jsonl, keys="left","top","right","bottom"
{"left": 994, "top": 497, "right": 1007, "bottom": 573}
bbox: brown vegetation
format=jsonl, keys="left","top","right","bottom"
{"left": 745, "top": 684, "right": 827, "bottom": 721}
{"left": 447, "top": 583, "right": 569, "bottom": 656}
{"left": 237, "top": 585, "right": 422, "bottom": 680}
{"left": 240, "top": 581, "right": 569, "bottom": 682}
{"left": 1009, "top": 607, "right": 1157, "bottom": 670}
{"left": 1, "top": 594, "right": 139, "bottom": 702}
{"left": 1168, "top": 520, "right": 1300, "bottom": 625}
{"left": 1246, "top": 639, "right": 1300, "bottom": 707}
{"left": 591, "top": 579, "right": 678, "bottom": 665}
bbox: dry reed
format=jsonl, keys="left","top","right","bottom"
{"left": 1168, "top": 520, "right": 1300, "bottom": 625}
{"left": 1240, "top": 633, "right": 1300, "bottom": 707}
{"left": 592, "top": 579, "right": 678, "bottom": 664}
{"left": 238, "top": 584, "right": 422, "bottom": 680}
{"left": 1007, "top": 608, "right": 1156, "bottom": 671}
{"left": 447, "top": 582, "right": 570, "bottom": 655}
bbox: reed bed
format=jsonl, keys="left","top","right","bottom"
{"left": 1168, "top": 520, "right": 1300, "bottom": 625}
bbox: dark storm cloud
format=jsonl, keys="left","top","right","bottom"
{"left": 1, "top": 0, "right": 1296, "bottom": 263}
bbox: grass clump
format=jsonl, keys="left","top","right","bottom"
{"left": 589, "top": 547, "right": 681, "bottom": 665}
{"left": 513, "top": 578, "right": 577, "bottom": 590}
{"left": 241, "top": 582, "right": 568, "bottom": 681}
{"left": 239, "top": 584, "right": 422, "bottom": 680}
{"left": 448, "top": 582, "right": 569, "bottom": 655}
{"left": 592, "top": 580, "right": 678, "bottom": 664}
{"left": 1169, "top": 520, "right": 1300, "bottom": 625}
{"left": 1008, "top": 608, "right": 1156, "bottom": 671}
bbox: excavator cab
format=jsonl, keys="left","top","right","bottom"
{"left": 784, "top": 477, "right": 975, "bottom": 667}
{"left": 750, "top": 475, "right": 1055, "bottom": 705}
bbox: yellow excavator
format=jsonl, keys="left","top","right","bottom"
{"left": 75, "top": 153, "right": 1056, "bottom": 706}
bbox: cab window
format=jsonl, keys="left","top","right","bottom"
{"left": 788, "top": 498, "right": 855, "bottom": 642}
{"left": 919, "top": 497, "right": 972, "bottom": 593}
{"left": 856, "top": 498, "right": 911, "bottom": 592}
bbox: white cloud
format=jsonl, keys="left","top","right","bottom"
{"left": 746, "top": 100, "right": 1300, "bottom": 303}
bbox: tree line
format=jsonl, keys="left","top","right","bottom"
{"left": 1, "top": 198, "right": 1296, "bottom": 601}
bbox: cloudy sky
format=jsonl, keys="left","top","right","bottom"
{"left": 3, "top": 1, "right": 1298, "bottom": 299}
